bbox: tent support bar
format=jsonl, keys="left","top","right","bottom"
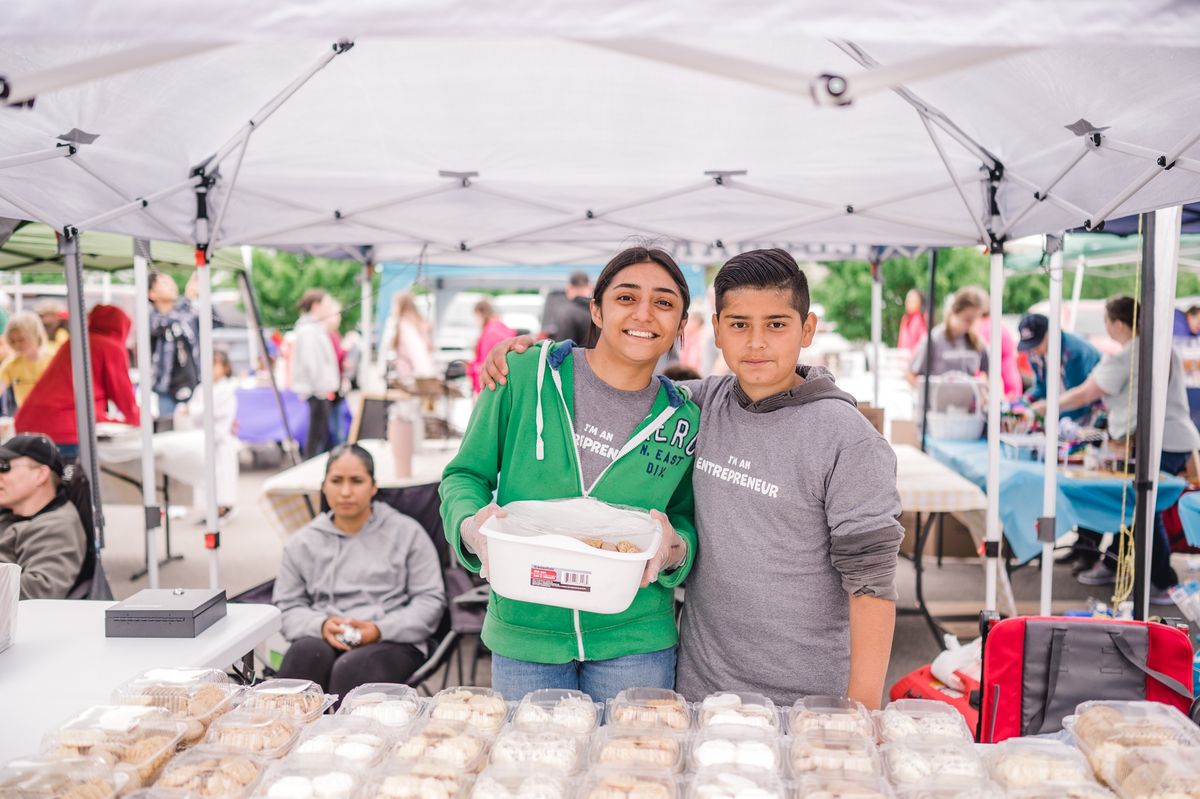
{"left": 0, "top": 145, "right": 73, "bottom": 171}
{"left": 468, "top": 184, "right": 579, "bottom": 215}
{"left": 1087, "top": 126, "right": 1200, "bottom": 228}
{"left": 855, "top": 209, "right": 978, "bottom": 243}
{"left": 207, "top": 135, "right": 251, "bottom": 253}
{"left": 919, "top": 115, "right": 990, "bottom": 244}
{"left": 0, "top": 185, "right": 59, "bottom": 228}
{"left": 74, "top": 176, "right": 196, "bottom": 231}
{"left": 1001, "top": 144, "right": 1092, "bottom": 237}
{"left": 132, "top": 238, "right": 160, "bottom": 589}
{"left": 233, "top": 185, "right": 329, "bottom": 215}
{"left": 1005, "top": 170, "right": 1093, "bottom": 222}
{"left": 69, "top": 157, "right": 193, "bottom": 243}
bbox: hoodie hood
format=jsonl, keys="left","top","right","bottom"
{"left": 88, "top": 304, "right": 132, "bottom": 341}
{"left": 732, "top": 364, "right": 858, "bottom": 413}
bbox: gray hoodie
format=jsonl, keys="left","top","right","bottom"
{"left": 273, "top": 502, "right": 446, "bottom": 648}
{"left": 676, "top": 366, "right": 903, "bottom": 705}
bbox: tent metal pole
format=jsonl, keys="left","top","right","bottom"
{"left": 1068, "top": 255, "right": 1086, "bottom": 333}
{"left": 1004, "top": 170, "right": 1094, "bottom": 223}
{"left": 1131, "top": 212, "right": 1157, "bottom": 620}
{"left": 241, "top": 247, "right": 259, "bottom": 372}
{"left": 985, "top": 246, "right": 1004, "bottom": 613}
{"left": 1001, "top": 145, "right": 1092, "bottom": 237}
{"left": 855, "top": 209, "right": 978, "bottom": 243}
{"left": 1087, "top": 127, "right": 1200, "bottom": 229}
{"left": 870, "top": 259, "right": 882, "bottom": 408}
{"left": 132, "top": 239, "right": 160, "bottom": 589}
{"left": 1040, "top": 235, "right": 1064, "bottom": 616}
{"left": 207, "top": 136, "right": 251, "bottom": 253}
{"left": 0, "top": 186, "right": 60, "bottom": 229}
{"left": 238, "top": 269, "right": 303, "bottom": 467}
{"left": 74, "top": 176, "right": 196, "bottom": 231}
{"left": 61, "top": 228, "right": 105, "bottom": 548}
{"left": 69, "top": 157, "right": 193, "bottom": 243}
{"left": 360, "top": 256, "right": 374, "bottom": 389}
{"left": 192, "top": 179, "right": 221, "bottom": 591}
{"left": 920, "top": 249, "right": 937, "bottom": 453}
{"left": 0, "top": 146, "right": 74, "bottom": 171}
{"left": 918, "top": 115, "right": 990, "bottom": 244}
{"left": 468, "top": 184, "right": 578, "bottom": 215}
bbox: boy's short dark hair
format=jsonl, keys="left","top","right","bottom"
{"left": 714, "top": 248, "right": 809, "bottom": 317}
{"left": 568, "top": 271, "right": 590, "bottom": 288}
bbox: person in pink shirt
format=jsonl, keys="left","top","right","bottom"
{"left": 973, "top": 289, "right": 1022, "bottom": 401}
{"left": 469, "top": 299, "right": 517, "bottom": 394}
{"left": 897, "top": 289, "right": 929, "bottom": 352}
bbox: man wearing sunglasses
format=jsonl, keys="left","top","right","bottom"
{"left": 0, "top": 434, "right": 85, "bottom": 598}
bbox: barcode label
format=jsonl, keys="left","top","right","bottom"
{"left": 531, "top": 565, "right": 592, "bottom": 593}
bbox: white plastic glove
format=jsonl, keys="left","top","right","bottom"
{"left": 641, "top": 509, "right": 686, "bottom": 587}
{"left": 460, "top": 503, "right": 506, "bottom": 579}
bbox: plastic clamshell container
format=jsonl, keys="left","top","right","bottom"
{"left": 487, "top": 727, "right": 585, "bottom": 774}
{"left": 987, "top": 737, "right": 1095, "bottom": 788}
{"left": 391, "top": 719, "right": 490, "bottom": 772}
{"left": 696, "top": 692, "right": 778, "bottom": 732}
{"left": 576, "top": 768, "right": 679, "bottom": 799}
{"left": 469, "top": 768, "right": 572, "bottom": 799}
{"left": 239, "top": 679, "right": 335, "bottom": 723}
{"left": 877, "top": 699, "right": 972, "bottom": 743}
{"left": 794, "top": 774, "right": 895, "bottom": 798}
{"left": 337, "top": 683, "right": 424, "bottom": 728}
{"left": 427, "top": 687, "right": 509, "bottom": 735}
{"left": 1109, "top": 745, "right": 1200, "bottom": 799}
{"left": 249, "top": 763, "right": 360, "bottom": 799}
{"left": 880, "top": 737, "right": 985, "bottom": 786}
{"left": 1007, "top": 786, "right": 1116, "bottom": 799}
{"left": 479, "top": 497, "right": 662, "bottom": 614}
{"left": 291, "top": 716, "right": 392, "bottom": 767}
{"left": 606, "top": 688, "right": 692, "bottom": 732}
{"left": 0, "top": 755, "right": 128, "bottom": 799}
{"left": 511, "top": 689, "right": 600, "bottom": 735}
{"left": 590, "top": 727, "right": 686, "bottom": 773}
{"left": 112, "top": 667, "right": 242, "bottom": 745}
{"left": 203, "top": 711, "right": 303, "bottom": 759}
{"left": 686, "top": 767, "right": 786, "bottom": 799}
{"left": 788, "top": 696, "right": 874, "bottom": 739}
{"left": 893, "top": 779, "right": 1004, "bottom": 799}
{"left": 689, "top": 725, "right": 782, "bottom": 772}
{"left": 1064, "top": 701, "right": 1200, "bottom": 784}
{"left": 789, "top": 729, "right": 881, "bottom": 778}
{"left": 361, "top": 761, "right": 473, "bottom": 799}
{"left": 154, "top": 746, "right": 267, "bottom": 798}
{"left": 42, "top": 705, "right": 186, "bottom": 788}
{"left": 124, "top": 790, "right": 197, "bottom": 799}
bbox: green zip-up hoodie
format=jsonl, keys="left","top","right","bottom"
{"left": 440, "top": 340, "right": 699, "bottom": 664}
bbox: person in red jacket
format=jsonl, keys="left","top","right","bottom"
{"left": 15, "top": 305, "right": 140, "bottom": 458}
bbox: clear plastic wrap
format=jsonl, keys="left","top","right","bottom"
{"left": 1007, "top": 785, "right": 1116, "bottom": 799}
{"left": 361, "top": 761, "right": 472, "bottom": 799}
{"left": 607, "top": 688, "right": 691, "bottom": 732}
{"left": 695, "top": 692, "right": 779, "bottom": 732}
{"left": 987, "top": 738, "right": 1095, "bottom": 789}
{"left": 794, "top": 774, "right": 894, "bottom": 799}
{"left": 880, "top": 738, "right": 985, "bottom": 786}
{"left": 124, "top": 790, "right": 197, "bottom": 799}
{"left": 239, "top": 680, "right": 335, "bottom": 723}
{"left": 590, "top": 727, "right": 685, "bottom": 772}
{"left": 1064, "top": 700, "right": 1200, "bottom": 784}
{"left": 112, "top": 667, "right": 242, "bottom": 745}
{"left": 154, "top": 746, "right": 267, "bottom": 798}
{"left": 892, "top": 780, "right": 1003, "bottom": 799}
{"left": 789, "top": 730, "right": 881, "bottom": 778}
{"left": 511, "top": 689, "right": 600, "bottom": 735}
{"left": 248, "top": 764, "right": 359, "bottom": 799}
{"left": 788, "top": 697, "right": 874, "bottom": 739}
{"left": 485, "top": 497, "right": 658, "bottom": 552}
{"left": 0, "top": 755, "right": 128, "bottom": 799}
{"left": 487, "top": 727, "right": 584, "bottom": 774}
{"left": 687, "top": 767, "right": 786, "bottom": 799}
{"left": 1109, "top": 745, "right": 1200, "bottom": 799}
{"left": 391, "top": 720, "right": 490, "bottom": 772}
{"left": 469, "top": 768, "right": 571, "bottom": 799}
{"left": 42, "top": 705, "right": 186, "bottom": 788}
{"left": 337, "top": 683, "right": 424, "bottom": 728}
{"left": 876, "top": 699, "right": 972, "bottom": 743}
{"left": 291, "top": 716, "right": 392, "bottom": 767}
{"left": 577, "top": 769, "right": 678, "bottom": 799}
{"left": 688, "top": 726, "right": 781, "bottom": 772}
{"left": 203, "top": 711, "right": 303, "bottom": 759}
{"left": 427, "top": 688, "right": 508, "bottom": 735}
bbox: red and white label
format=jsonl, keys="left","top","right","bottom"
{"left": 530, "top": 564, "right": 592, "bottom": 592}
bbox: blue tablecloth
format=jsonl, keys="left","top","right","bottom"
{"left": 925, "top": 439, "right": 1188, "bottom": 563}
{"left": 235, "top": 387, "right": 353, "bottom": 447}
{"left": 1173, "top": 492, "right": 1200, "bottom": 547}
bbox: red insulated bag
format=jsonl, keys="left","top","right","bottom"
{"left": 975, "top": 614, "right": 1196, "bottom": 743}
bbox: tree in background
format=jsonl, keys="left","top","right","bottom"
{"left": 248, "top": 250, "right": 380, "bottom": 334}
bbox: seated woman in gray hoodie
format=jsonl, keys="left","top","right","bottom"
{"left": 272, "top": 443, "right": 446, "bottom": 695}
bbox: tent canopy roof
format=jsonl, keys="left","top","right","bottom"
{"left": 2, "top": 3, "right": 1200, "bottom": 265}
{"left": 0, "top": 221, "right": 245, "bottom": 273}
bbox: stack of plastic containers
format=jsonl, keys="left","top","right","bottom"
{"left": 41, "top": 705, "right": 187, "bottom": 791}
{"left": 1064, "top": 699, "right": 1200, "bottom": 795}
{"left": 112, "top": 667, "right": 244, "bottom": 746}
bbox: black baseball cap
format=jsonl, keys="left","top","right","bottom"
{"left": 0, "top": 434, "right": 65, "bottom": 476}
{"left": 1017, "top": 313, "right": 1049, "bottom": 352}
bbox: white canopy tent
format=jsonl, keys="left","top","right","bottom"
{"left": 2, "top": 2, "right": 1200, "bottom": 614}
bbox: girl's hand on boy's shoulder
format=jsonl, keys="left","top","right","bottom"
{"left": 482, "top": 335, "right": 536, "bottom": 390}
{"left": 641, "top": 510, "right": 685, "bottom": 588}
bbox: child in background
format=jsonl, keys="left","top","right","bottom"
{"left": 0, "top": 312, "right": 51, "bottom": 409}
{"left": 179, "top": 350, "right": 239, "bottom": 520}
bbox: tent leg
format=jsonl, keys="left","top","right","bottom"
{"left": 237, "top": 269, "right": 303, "bottom": 467}
{"left": 920, "top": 250, "right": 937, "bottom": 452}
{"left": 1040, "top": 235, "right": 1064, "bottom": 617}
{"left": 870, "top": 259, "right": 882, "bottom": 408}
{"left": 133, "top": 238, "right": 160, "bottom": 589}
{"left": 1068, "top": 256, "right": 1086, "bottom": 333}
{"left": 62, "top": 228, "right": 104, "bottom": 547}
{"left": 360, "top": 256, "right": 374, "bottom": 389}
{"left": 194, "top": 182, "right": 221, "bottom": 591}
{"left": 985, "top": 248, "right": 1004, "bottom": 613}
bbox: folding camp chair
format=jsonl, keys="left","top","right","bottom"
{"left": 62, "top": 463, "right": 113, "bottom": 600}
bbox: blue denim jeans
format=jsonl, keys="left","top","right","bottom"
{"left": 490, "top": 646, "right": 677, "bottom": 704}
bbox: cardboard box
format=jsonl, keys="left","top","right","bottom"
{"left": 891, "top": 419, "right": 919, "bottom": 447}
{"left": 899, "top": 511, "right": 979, "bottom": 559}
{"left": 858, "top": 403, "right": 885, "bottom": 435}
{"left": 105, "top": 588, "right": 227, "bottom": 638}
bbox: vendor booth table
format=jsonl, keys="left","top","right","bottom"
{"left": 0, "top": 599, "right": 280, "bottom": 762}
{"left": 258, "top": 439, "right": 457, "bottom": 535}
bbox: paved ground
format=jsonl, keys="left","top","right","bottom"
{"left": 99, "top": 450, "right": 1200, "bottom": 698}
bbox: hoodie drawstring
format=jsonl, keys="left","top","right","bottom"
{"left": 535, "top": 340, "right": 552, "bottom": 461}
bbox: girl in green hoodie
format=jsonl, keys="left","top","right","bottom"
{"left": 440, "top": 247, "right": 700, "bottom": 702}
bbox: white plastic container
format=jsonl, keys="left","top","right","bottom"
{"left": 0, "top": 755, "right": 129, "bottom": 799}
{"left": 877, "top": 699, "right": 973, "bottom": 743}
{"left": 155, "top": 746, "right": 268, "bottom": 798}
{"left": 337, "top": 682, "right": 424, "bottom": 728}
{"left": 0, "top": 563, "right": 17, "bottom": 655}
{"left": 512, "top": 688, "right": 601, "bottom": 735}
{"left": 479, "top": 497, "right": 662, "bottom": 614}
